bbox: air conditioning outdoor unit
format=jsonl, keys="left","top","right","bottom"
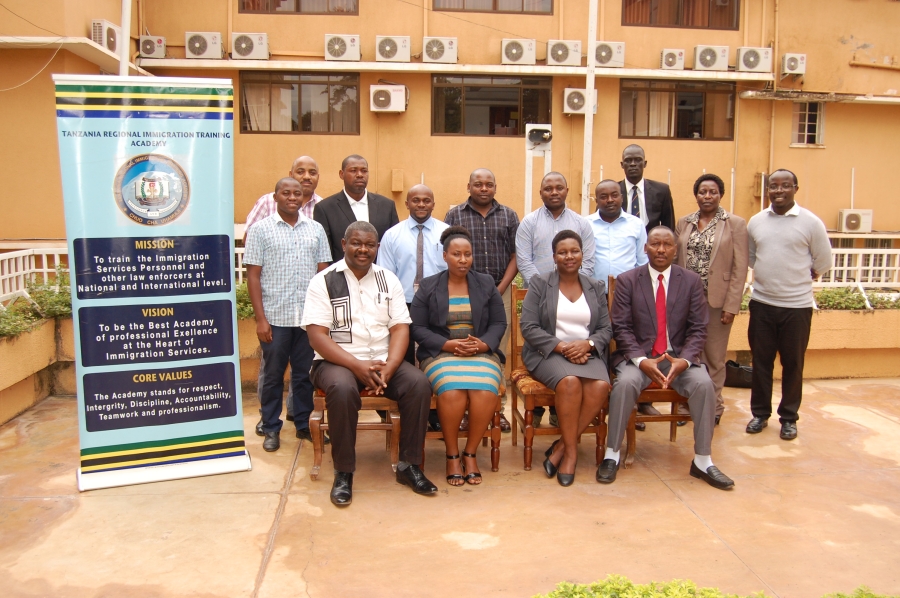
{"left": 501, "top": 39, "right": 536, "bottom": 65}
{"left": 376, "top": 35, "right": 410, "bottom": 62}
{"left": 694, "top": 45, "right": 729, "bottom": 71}
{"left": 782, "top": 53, "right": 807, "bottom": 76}
{"left": 422, "top": 36, "right": 457, "bottom": 63}
{"left": 736, "top": 47, "right": 772, "bottom": 72}
{"left": 660, "top": 49, "right": 685, "bottom": 70}
{"left": 232, "top": 33, "right": 269, "bottom": 60}
{"left": 563, "top": 88, "right": 595, "bottom": 115}
{"left": 91, "top": 19, "right": 121, "bottom": 53}
{"left": 185, "top": 32, "right": 224, "bottom": 59}
{"left": 370, "top": 85, "right": 407, "bottom": 113}
{"left": 547, "top": 40, "right": 582, "bottom": 66}
{"left": 838, "top": 209, "right": 873, "bottom": 233}
{"left": 594, "top": 41, "right": 625, "bottom": 68}
{"left": 139, "top": 36, "right": 166, "bottom": 59}
{"left": 325, "top": 34, "right": 361, "bottom": 61}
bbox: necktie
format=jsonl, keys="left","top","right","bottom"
{"left": 414, "top": 224, "right": 424, "bottom": 288}
{"left": 653, "top": 274, "right": 667, "bottom": 356}
{"left": 631, "top": 185, "right": 641, "bottom": 219}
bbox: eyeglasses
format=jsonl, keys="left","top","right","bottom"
{"left": 767, "top": 183, "right": 797, "bottom": 192}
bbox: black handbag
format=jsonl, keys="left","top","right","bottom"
{"left": 724, "top": 360, "right": 753, "bottom": 388}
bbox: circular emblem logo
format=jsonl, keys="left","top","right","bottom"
{"left": 114, "top": 154, "right": 190, "bottom": 226}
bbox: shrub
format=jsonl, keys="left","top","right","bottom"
{"left": 235, "top": 282, "right": 255, "bottom": 320}
{"left": 27, "top": 269, "right": 73, "bottom": 318}
{"left": 0, "top": 302, "right": 42, "bottom": 338}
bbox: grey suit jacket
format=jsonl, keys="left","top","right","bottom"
{"left": 675, "top": 210, "right": 749, "bottom": 314}
{"left": 313, "top": 190, "right": 400, "bottom": 264}
{"left": 519, "top": 271, "right": 612, "bottom": 374}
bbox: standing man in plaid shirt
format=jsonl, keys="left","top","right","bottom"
{"left": 245, "top": 177, "right": 332, "bottom": 452}
{"left": 444, "top": 168, "right": 518, "bottom": 432}
{"left": 244, "top": 156, "right": 323, "bottom": 435}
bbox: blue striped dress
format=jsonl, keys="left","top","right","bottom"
{"left": 420, "top": 295, "right": 503, "bottom": 395}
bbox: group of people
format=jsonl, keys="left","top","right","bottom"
{"left": 242, "top": 145, "right": 832, "bottom": 506}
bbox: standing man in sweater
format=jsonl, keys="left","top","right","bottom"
{"left": 745, "top": 169, "right": 832, "bottom": 441}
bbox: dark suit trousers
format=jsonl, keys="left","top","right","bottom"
{"left": 259, "top": 327, "right": 314, "bottom": 434}
{"left": 310, "top": 360, "right": 431, "bottom": 473}
{"left": 748, "top": 300, "right": 813, "bottom": 423}
{"left": 607, "top": 359, "right": 716, "bottom": 455}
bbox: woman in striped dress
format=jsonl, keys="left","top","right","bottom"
{"left": 411, "top": 226, "right": 507, "bottom": 486}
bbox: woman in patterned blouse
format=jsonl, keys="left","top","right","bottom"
{"left": 675, "top": 174, "right": 749, "bottom": 425}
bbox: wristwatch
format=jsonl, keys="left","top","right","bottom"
{"left": 587, "top": 340, "right": 595, "bottom": 351}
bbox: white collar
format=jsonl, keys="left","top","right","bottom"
{"left": 625, "top": 179, "right": 645, "bottom": 195}
{"left": 407, "top": 216, "right": 434, "bottom": 230}
{"left": 649, "top": 264, "right": 672, "bottom": 284}
{"left": 764, "top": 201, "right": 801, "bottom": 216}
{"left": 344, "top": 189, "right": 368, "bottom": 205}
{"left": 274, "top": 208, "right": 308, "bottom": 226}
{"left": 333, "top": 258, "right": 379, "bottom": 277}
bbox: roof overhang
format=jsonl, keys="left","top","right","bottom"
{"left": 0, "top": 36, "right": 151, "bottom": 77}
{"left": 740, "top": 90, "right": 900, "bottom": 105}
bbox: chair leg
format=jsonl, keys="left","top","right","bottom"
{"left": 388, "top": 408, "right": 401, "bottom": 472}
{"left": 490, "top": 408, "right": 501, "bottom": 472}
{"left": 309, "top": 409, "right": 324, "bottom": 481}
{"left": 511, "top": 392, "right": 518, "bottom": 446}
{"left": 523, "top": 408, "right": 535, "bottom": 470}
{"left": 624, "top": 408, "right": 637, "bottom": 468}
{"left": 670, "top": 418, "right": 678, "bottom": 442}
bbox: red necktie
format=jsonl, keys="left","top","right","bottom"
{"left": 653, "top": 274, "right": 667, "bottom": 356}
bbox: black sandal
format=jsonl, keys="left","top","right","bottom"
{"left": 446, "top": 454, "right": 464, "bottom": 486}
{"left": 462, "top": 451, "right": 482, "bottom": 485}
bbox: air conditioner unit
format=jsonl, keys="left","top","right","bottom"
{"left": 375, "top": 35, "right": 410, "bottom": 62}
{"left": 547, "top": 40, "right": 582, "bottom": 66}
{"left": 594, "top": 41, "right": 625, "bottom": 68}
{"left": 139, "top": 36, "right": 166, "bottom": 59}
{"left": 185, "top": 32, "right": 224, "bottom": 59}
{"left": 660, "top": 49, "right": 685, "bottom": 70}
{"left": 694, "top": 45, "right": 729, "bottom": 71}
{"left": 325, "top": 34, "right": 361, "bottom": 61}
{"left": 370, "top": 85, "right": 407, "bottom": 113}
{"left": 838, "top": 209, "right": 873, "bottom": 233}
{"left": 422, "top": 36, "right": 457, "bottom": 64}
{"left": 782, "top": 53, "right": 807, "bottom": 76}
{"left": 232, "top": 33, "right": 269, "bottom": 60}
{"left": 501, "top": 39, "right": 536, "bottom": 65}
{"left": 736, "top": 47, "right": 772, "bottom": 72}
{"left": 563, "top": 88, "right": 596, "bottom": 115}
{"left": 91, "top": 19, "right": 121, "bottom": 53}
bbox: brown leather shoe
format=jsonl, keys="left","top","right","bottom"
{"left": 637, "top": 403, "right": 661, "bottom": 416}
{"left": 498, "top": 413, "right": 511, "bottom": 432}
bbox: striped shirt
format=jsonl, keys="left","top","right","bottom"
{"left": 243, "top": 211, "right": 331, "bottom": 327}
{"left": 245, "top": 192, "right": 321, "bottom": 232}
{"left": 516, "top": 206, "right": 596, "bottom": 286}
{"left": 444, "top": 199, "right": 519, "bottom": 286}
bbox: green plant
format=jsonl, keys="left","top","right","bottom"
{"left": 533, "top": 575, "right": 765, "bottom": 598}
{"left": 823, "top": 587, "right": 895, "bottom": 598}
{"left": 235, "top": 282, "right": 255, "bottom": 320}
{"left": 813, "top": 287, "right": 900, "bottom": 310}
{"left": 0, "top": 301, "right": 42, "bottom": 338}
{"left": 27, "top": 268, "right": 72, "bottom": 318}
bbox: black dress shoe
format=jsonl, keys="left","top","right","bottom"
{"left": 330, "top": 471, "right": 353, "bottom": 506}
{"left": 638, "top": 403, "right": 661, "bottom": 416}
{"left": 296, "top": 428, "right": 330, "bottom": 444}
{"left": 745, "top": 416, "right": 769, "bottom": 434}
{"left": 544, "top": 439, "right": 560, "bottom": 458}
{"left": 262, "top": 431, "right": 280, "bottom": 452}
{"left": 255, "top": 418, "right": 265, "bottom": 437}
{"left": 428, "top": 410, "right": 442, "bottom": 433}
{"left": 557, "top": 471, "right": 575, "bottom": 487}
{"left": 459, "top": 415, "right": 469, "bottom": 432}
{"left": 689, "top": 462, "right": 734, "bottom": 490}
{"left": 498, "top": 413, "right": 511, "bottom": 432}
{"left": 635, "top": 422, "right": 646, "bottom": 432}
{"left": 396, "top": 464, "right": 438, "bottom": 495}
{"left": 542, "top": 456, "right": 558, "bottom": 478}
{"left": 596, "top": 459, "right": 620, "bottom": 484}
{"left": 715, "top": 414, "right": 721, "bottom": 426}
{"left": 780, "top": 421, "right": 798, "bottom": 440}
{"left": 286, "top": 413, "right": 294, "bottom": 422}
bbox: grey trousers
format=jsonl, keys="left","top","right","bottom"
{"left": 607, "top": 358, "right": 717, "bottom": 456}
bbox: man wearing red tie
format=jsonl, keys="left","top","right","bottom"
{"left": 598, "top": 227, "right": 734, "bottom": 490}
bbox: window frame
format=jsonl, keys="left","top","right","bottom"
{"left": 239, "top": 71, "right": 361, "bottom": 136}
{"left": 238, "top": 0, "right": 359, "bottom": 15}
{"left": 432, "top": 0, "right": 553, "bottom": 16}
{"left": 790, "top": 102, "right": 826, "bottom": 148}
{"left": 621, "top": 0, "right": 741, "bottom": 31}
{"left": 431, "top": 75, "right": 553, "bottom": 137}
{"left": 618, "top": 79, "right": 736, "bottom": 141}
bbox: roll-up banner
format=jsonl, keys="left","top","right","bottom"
{"left": 52, "top": 75, "right": 251, "bottom": 491}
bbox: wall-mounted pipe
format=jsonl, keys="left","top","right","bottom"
{"left": 580, "top": 0, "right": 599, "bottom": 216}
{"left": 849, "top": 59, "right": 900, "bottom": 72}
{"left": 119, "top": 0, "right": 132, "bottom": 75}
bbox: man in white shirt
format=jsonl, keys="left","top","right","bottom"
{"left": 303, "top": 221, "right": 437, "bottom": 506}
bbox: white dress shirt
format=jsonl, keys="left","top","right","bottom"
{"left": 632, "top": 264, "right": 690, "bottom": 368}
{"left": 344, "top": 189, "right": 369, "bottom": 223}
{"left": 623, "top": 179, "right": 648, "bottom": 227}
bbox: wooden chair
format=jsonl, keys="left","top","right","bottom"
{"left": 308, "top": 389, "right": 400, "bottom": 480}
{"left": 606, "top": 276, "right": 691, "bottom": 467}
{"left": 508, "top": 284, "right": 608, "bottom": 470}
{"left": 424, "top": 392, "right": 503, "bottom": 472}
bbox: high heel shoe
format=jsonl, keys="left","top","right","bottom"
{"left": 544, "top": 439, "right": 560, "bottom": 459}
{"left": 542, "top": 455, "right": 558, "bottom": 478}
{"left": 462, "top": 451, "right": 482, "bottom": 485}
{"left": 557, "top": 471, "right": 575, "bottom": 487}
{"left": 446, "top": 454, "right": 463, "bottom": 486}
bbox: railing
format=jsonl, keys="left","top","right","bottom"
{"left": 0, "top": 248, "right": 68, "bottom": 305}
{"left": 814, "top": 249, "right": 900, "bottom": 288}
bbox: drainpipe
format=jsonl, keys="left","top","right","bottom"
{"left": 119, "top": 0, "right": 132, "bottom": 75}
{"left": 558, "top": 0, "right": 563, "bottom": 40}
{"left": 580, "top": 0, "right": 599, "bottom": 216}
{"left": 227, "top": 0, "right": 233, "bottom": 56}
{"left": 423, "top": 0, "right": 428, "bottom": 38}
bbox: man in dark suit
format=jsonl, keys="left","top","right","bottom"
{"left": 597, "top": 227, "right": 734, "bottom": 490}
{"left": 313, "top": 154, "right": 400, "bottom": 264}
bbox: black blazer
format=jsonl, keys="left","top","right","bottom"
{"left": 519, "top": 271, "right": 612, "bottom": 373}
{"left": 410, "top": 270, "right": 507, "bottom": 364}
{"left": 313, "top": 190, "right": 400, "bottom": 264}
{"left": 619, "top": 179, "right": 676, "bottom": 233}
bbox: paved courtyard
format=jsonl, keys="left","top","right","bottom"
{"left": 1, "top": 378, "right": 899, "bottom": 597}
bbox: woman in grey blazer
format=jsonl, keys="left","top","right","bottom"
{"left": 520, "top": 230, "right": 612, "bottom": 486}
{"left": 675, "top": 173, "right": 749, "bottom": 424}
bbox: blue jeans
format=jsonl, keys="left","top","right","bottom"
{"left": 259, "top": 326, "right": 314, "bottom": 433}
{"left": 258, "top": 353, "right": 293, "bottom": 418}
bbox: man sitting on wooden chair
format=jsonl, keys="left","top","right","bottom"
{"left": 598, "top": 227, "right": 734, "bottom": 490}
{"left": 302, "top": 221, "right": 438, "bottom": 506}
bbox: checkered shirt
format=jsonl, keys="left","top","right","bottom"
{"left": 444, "top": 198, "right": 519, "bottom": 286}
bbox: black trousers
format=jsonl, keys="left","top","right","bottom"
{"left": 259, "top": 326, "right": 314, "bottom": 433}
{"left": 748, "top": 300, "right": 813, "bottom": 424}
{"left": 310, "top": 360, "right": 431, "bottom": 473}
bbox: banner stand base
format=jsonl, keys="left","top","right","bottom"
{"left": 77, "top": 454, "right": 252, "bottom": 492}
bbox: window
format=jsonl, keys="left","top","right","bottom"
{"left": 240, "top": 72, "right": 359, "bottom": 134}
{"left": 239, "top": 0, "right": 357, "bottom": 14}
{"left": 619, "top": 80, "right": 734, "bottom": 140}
{"left": 433, "top": 0, "right": 552, "bottom": 14}
{"left": 623, "top": 0, "right": 739, "bottom": 30}
{"left": 792, "top": 102, "right": 824, "bottom": 146}
{"left": 433, "top": 76, "right": 551, "bottom": 136}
